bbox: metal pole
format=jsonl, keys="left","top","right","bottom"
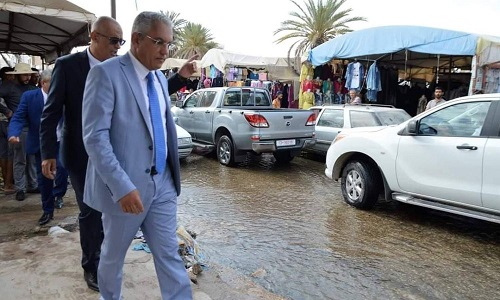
{"left": 111, "top": 0, "right": 116, "bottom": 19}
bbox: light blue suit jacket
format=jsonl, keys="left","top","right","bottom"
{"left": 82, "top": 53, "right": 180, "bottom": 215}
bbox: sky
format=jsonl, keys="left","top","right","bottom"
{"left": 68, "top": 0, "right": 500, "bottom": 58}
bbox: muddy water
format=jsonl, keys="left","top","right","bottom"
{"left": 177, "top": 153, "right": 500, "bottom": 300}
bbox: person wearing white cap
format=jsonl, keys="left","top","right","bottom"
{"left": 0, "top": 62, "right": 39, "bottom": 201}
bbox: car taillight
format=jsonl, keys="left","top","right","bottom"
{"left": 244, "top": 113, "right": 269, "bottom": 128}
{"left": 305, "top": 113, "right": 316, "bottom": 126}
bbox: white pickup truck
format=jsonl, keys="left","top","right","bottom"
{"left": 325, "top": 93, "right": 500, "bottom": 224}
{"left": 171, "top": 87, "right": 316, "bottom": 166}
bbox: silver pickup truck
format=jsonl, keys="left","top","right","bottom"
{"left": 171, "top": 87, "right": 316, "bottom": 166}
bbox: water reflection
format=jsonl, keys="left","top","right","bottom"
{"left": 178, "top": 153, "right": 500, "bottom": 300}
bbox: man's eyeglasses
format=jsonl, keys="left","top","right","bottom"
{"left": 96, "top": 32, "right": 126, "bottom": 46}
{"left": 140, "top": 33, "right": 171, "bottom": 48}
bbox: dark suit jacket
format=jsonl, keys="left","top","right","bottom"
{"left": 40, "top": 49, "right": 187, "bottom": 172}
{"left": 8, "top": 88, "right": 44, "bottom": 154}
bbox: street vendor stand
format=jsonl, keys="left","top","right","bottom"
{"left": 307, "top": 25, "right": 500, "bottom": 115}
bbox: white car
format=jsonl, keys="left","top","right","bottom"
{"left": 176, "top": 124, "right": 193, "bottom": 159}
{"left": 325, "top": 93, "right": 500, "bottom": 224}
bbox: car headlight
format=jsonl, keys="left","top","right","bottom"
{"left": 177, "top": 137, "right": 192, "bottom": 146}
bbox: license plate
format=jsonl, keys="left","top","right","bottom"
{"left": 276, "top": 139, "right": 296, "bottom": 147}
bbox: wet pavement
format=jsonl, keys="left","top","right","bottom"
{"left": 176, "top": 151, "right": 500, "bottom": 300}
{"left": 1, "top": 151, "right": 499, "bottom": 299}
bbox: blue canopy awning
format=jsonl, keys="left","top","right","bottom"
{"left": 308, "top": 25, "right": 479, "bottom": 66}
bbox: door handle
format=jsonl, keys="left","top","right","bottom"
{"left": 456, "top": 145, "right": 478, "bottom": 150}
{"left": 189, "top": 111, "right": 194, "bottom": 114}
{"left": 205, "top": 111, "right": 210, "bottom": 113}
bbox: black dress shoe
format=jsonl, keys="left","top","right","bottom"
{"left": 55, "top": 196, "right": 64, "bottom": 209}
{"left": 15, "top": 190, "right": 25, "bottom": 201}
{"left": 84, "top": 271, "right": 99, "bottom": 292}
{"left": 38, "top": 212, "right": 53, "bottom": 225}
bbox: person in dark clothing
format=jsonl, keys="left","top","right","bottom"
{"left": 0, "top": 63, "right": 38, "bottom": 201}
{"left": 40, "top": 16, "right": 198, "bottom": 293}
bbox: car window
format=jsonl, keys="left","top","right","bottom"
{"left": 200, "top": 91, "right": 217, "bottom": 107}
{"left": 255, "top": 90, "right": 270, "bottom": 106}
{"left": 419, "top": 101, "right": 491, "bottom": 136}
{"left": 224, "top": 89, "right": 241, "bottom": 106}
{"left": 375, "top": 110, "right": 411, "bottom": 125}
{"left": 184, "top": 92, "right": 201, "bottom": 107}
{"left": 317, "top": 109, "right": 344, "bottom": 127}
{"left": 350, "top": 111, "right": 379, "bottom": 127}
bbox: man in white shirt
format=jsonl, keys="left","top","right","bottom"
{"left": 425, "top": 86, "right": 446, "bottom": 110}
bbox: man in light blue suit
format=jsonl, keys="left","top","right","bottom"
{"left": 8, "top": 69, "right": 68, "bottom": 225}
{"left": 82, "top": 12, "right": 194, "bottom": 299}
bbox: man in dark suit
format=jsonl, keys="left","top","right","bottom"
{"left": 8, "top": 69, "right": 67, "bottom": 226}
{"left": 40, "top": 16, "right": 197, "bottom": 292}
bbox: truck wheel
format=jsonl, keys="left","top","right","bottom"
{"left": 273, "top": 151, "right": 294, "bottom": 163}
{"left": 341, "top": 160, "right": 379, "bottom": 209}
{"left": 217, "top": 135, "right": 235, "bottom": 166}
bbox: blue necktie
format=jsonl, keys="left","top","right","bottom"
{"left": 146, "top": 72, "right": 166, "bottom": 173}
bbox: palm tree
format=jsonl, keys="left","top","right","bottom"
{"left": 274, "top": 0, "right": 366, "bottom": 68}
{"left": 160, "top": 10, "right": 187, "bottom": 56}
{"left": 174, "top": 22, "right": 219, "bottom": 59}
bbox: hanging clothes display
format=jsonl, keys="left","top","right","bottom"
{"left": 344, "top": 61, "right": 365, "bottom": 90}
{"left": 366, "top": 61, "right": 382, "bottom": 102}
{"left": 299, "top": 63, "right": 314, "bottom": 109}
{"left": 302, "top": 90, "right": 315, "bottom": 109}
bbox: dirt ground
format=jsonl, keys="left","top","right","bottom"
{"left": 0, "top": 187, "right": 286, "bottom": 300}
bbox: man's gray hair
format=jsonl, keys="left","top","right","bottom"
{"left": 40, "top": 69, "right": 52, "bottom": 82}
{"left": 132, "top": 11, "right": 172, "bottom": 34}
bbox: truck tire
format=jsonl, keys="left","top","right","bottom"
{"left": 340, "top": 160, "right": 379, "bottom": 209}
{"left": 273, "top": 151, "right": 294, "bottom": 164}
{"left": 217, "top": 135, "right": 235, "bottom": 166}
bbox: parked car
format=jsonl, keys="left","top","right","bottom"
{"left": 171, "top": 87, "right": 316, "bottom": 166}
{"left": 304, "top": 104, "right": 411, "bottom": 155}
{"left": 176, "top": 124, "right": 193, "bottom": 160}
{"left": 324, "top": 93, "right": 500, "bottom": 224}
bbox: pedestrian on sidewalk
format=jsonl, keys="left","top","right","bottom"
{"left": 40, "top": 14, "right": 198, "bottom": 294}
{"left": 0, "top": 63, "right": 39, "bottom": 201}
{"left": 82, "top": 11, "right": 195, "bottom": 299}
{"left": 40, "top": 16, "right": 125, "bottom": 292}
{"left": 8, "top": 69, "right": 68, "bottom": 225}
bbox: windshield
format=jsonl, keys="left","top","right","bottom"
{"left": 375, "top": 110, "right": 411, "bottom": 125}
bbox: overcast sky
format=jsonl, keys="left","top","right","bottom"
{"left": 69, "top": 0, "right": 499, "bottom": 58}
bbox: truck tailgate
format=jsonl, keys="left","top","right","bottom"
{"left": 255, "top": 109, "right": 315, "bottom": 140}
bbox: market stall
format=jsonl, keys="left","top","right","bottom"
{"left": 200, "top": 48, "right": 300, "bottom": 107}
{"left": 306, "top": 25, "right": 500, "bottom": 115}
{"left": 0, "top": 0, "right": 96, "bottom": 63}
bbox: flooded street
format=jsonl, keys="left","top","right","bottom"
{"left": 177, "top": 152, "right": 500, "bottom": 300}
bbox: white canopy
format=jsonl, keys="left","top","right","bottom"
{"left": 0, "top": 0, "right": 97, "bottom": 63}
{"left": 200, "top": 48, "right": 299, "bottom": 81}
{"left": 161, "top": 58, "right": 202, "bottom": 77}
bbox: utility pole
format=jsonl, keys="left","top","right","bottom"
{"left": 111, "top": 0, "right": 116, "bottom": 18}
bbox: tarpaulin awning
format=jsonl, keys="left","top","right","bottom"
{"left": 0, "top": 0, "right": 97, "bottom": 63}
{"left": 308, "top": 25, "right": 479, "bottom": 66}
{"left": 476, "top": 35, "right": 500, "bottom": 66}
{"left": 200, "top": 48, "right": 299, "bottom": 81}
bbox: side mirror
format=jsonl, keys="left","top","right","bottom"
{"left": 406, "top": 119, "right": 418, "bottom": 135}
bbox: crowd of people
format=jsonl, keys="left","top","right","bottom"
{"left": 2, "top": 11, "right": 198, "bottom": 299}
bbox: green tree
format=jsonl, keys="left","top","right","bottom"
{"left": 174, "top": 22, "right": 219, "bottom": 59}
{"left": 274, "top": 0, "right": 366, "bottom": 66}
{"left": 160, "top": 10, "right": 187, "bottom": 56}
